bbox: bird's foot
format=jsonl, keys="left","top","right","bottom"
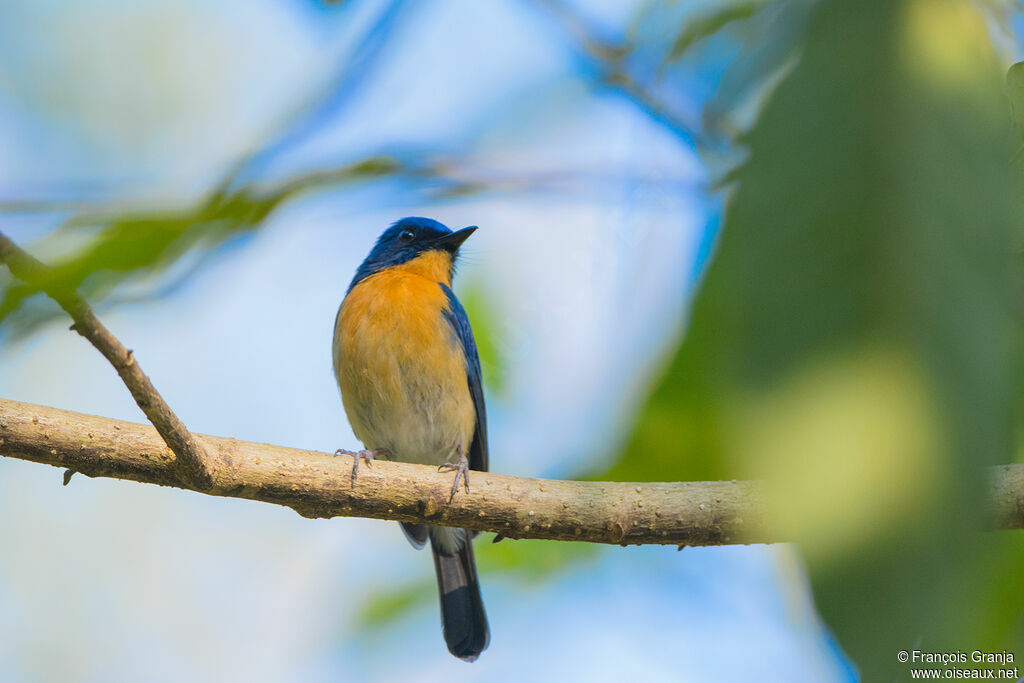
{"left": 438, "top": 448, "right": 470, "bottom": 502}
{"left": 334, "top": 448, "right": 388, "bottom": 488}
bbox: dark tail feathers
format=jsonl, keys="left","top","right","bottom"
{"left": 431, "top": 532, "right": 489, "bottom": 662}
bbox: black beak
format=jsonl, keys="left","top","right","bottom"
{"left": 435, "top": 226, "right": 477, "bottom": 253}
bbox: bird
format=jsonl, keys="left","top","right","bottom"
{"left": 332, "top": 217, "right": 489, "bottom": 662}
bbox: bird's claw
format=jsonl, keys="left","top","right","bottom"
{"left": 438, "top": 450, "right": 471, "bottom": 502}
{"left": 335, "top": 448, "right": 386, "bottom": 488}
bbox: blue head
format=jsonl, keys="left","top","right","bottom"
{"left": 348, "top": 217, "right": 477, "bottom": 291}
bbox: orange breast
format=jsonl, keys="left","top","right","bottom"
{"left": 332, "top": 258, "right": 476, "bottom": 465}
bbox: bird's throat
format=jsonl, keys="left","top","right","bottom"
{"left": 393, "top": 249, "right": 454, "bottom": 286}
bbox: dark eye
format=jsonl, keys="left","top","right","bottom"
{"left": 398, "top": 229, "right": 415, "bottom": 243}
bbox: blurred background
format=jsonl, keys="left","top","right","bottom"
{"left": 0, "top": 0, "right": 1022, "bottom": 680}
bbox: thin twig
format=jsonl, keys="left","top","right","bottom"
{"left": 0, "top": 232, "right": 214, "bottom": 489}
{"left": 528, "top": 0, "right": 706, "bottom": 149}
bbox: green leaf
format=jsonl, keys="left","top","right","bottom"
{"left": 1006, "top": 61, "right": 1024, "bottom": 128}
{"left": 458, "top": 284, "right": 507, "bottom": 396}
{"left": 665, "top": 1, "right": 766, "bottom": 64}
{"left": 0, "top": 155, "right": 404, "bottom": 339}
{"left": 354, "top": 537, "right": 600, "bottom": 629}
{"left": 356, "top": 579, "right": 436, "bottom": 630}
{"left": 611, "top": 0, "right": 1024, "bottom": 677}
{"left": 1007, "top": 61, "right": 1024, "bottom": 161}
{"left": 475, "top": 536, "right": 599, "bottom": 582}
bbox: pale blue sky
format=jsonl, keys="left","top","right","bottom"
{"left": 0, "top": 1, "right": 851, "bottom": 681}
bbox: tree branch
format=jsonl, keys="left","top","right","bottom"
{"left": 3, "top": 238, "right": 1023, "bottom": 547}
{"left": 3, "top": 397, "right": 1024, "bottom": 545}
{"left": 0, "top": 397, "right": 770, "bottom": 546}
{"left": 0, "top": 231, "right": 213, "bottom": 489}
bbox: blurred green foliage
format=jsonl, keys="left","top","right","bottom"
{"left": 604, "top": 0, "right": 1024, "bottom": 677}
{"left": 0, "top": 154, "right": 485, "bottom": 339}
{"left": 459, "top": 285, "right": 507, "bottom": 396}
{"left": 663, "top": 1, "right": 767, "bottom": 65}
{"left": 4, "top": 0, "right": 1024, "bottom": 676}
{"left": 356, "top": 536, "right": 599, "bottom": 630}
{"left": 357, "top": 578, "right": 435, "bottom": 629}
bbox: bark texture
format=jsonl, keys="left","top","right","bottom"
{"left": 0, "top": 231, "right": 212, "bottom": 488}
{"left": 2, "top": 397, "right": 1023, "bottom": 543}
{"left": 0, "top": 397, "right": 771, "bottom": 546}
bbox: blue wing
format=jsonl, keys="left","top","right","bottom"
{"left": 441, "top": 284, "right": 488, "bottom": 472}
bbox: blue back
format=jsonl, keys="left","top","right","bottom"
{"left": 441, "top": 283, "right": 488, "bottom": 472}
